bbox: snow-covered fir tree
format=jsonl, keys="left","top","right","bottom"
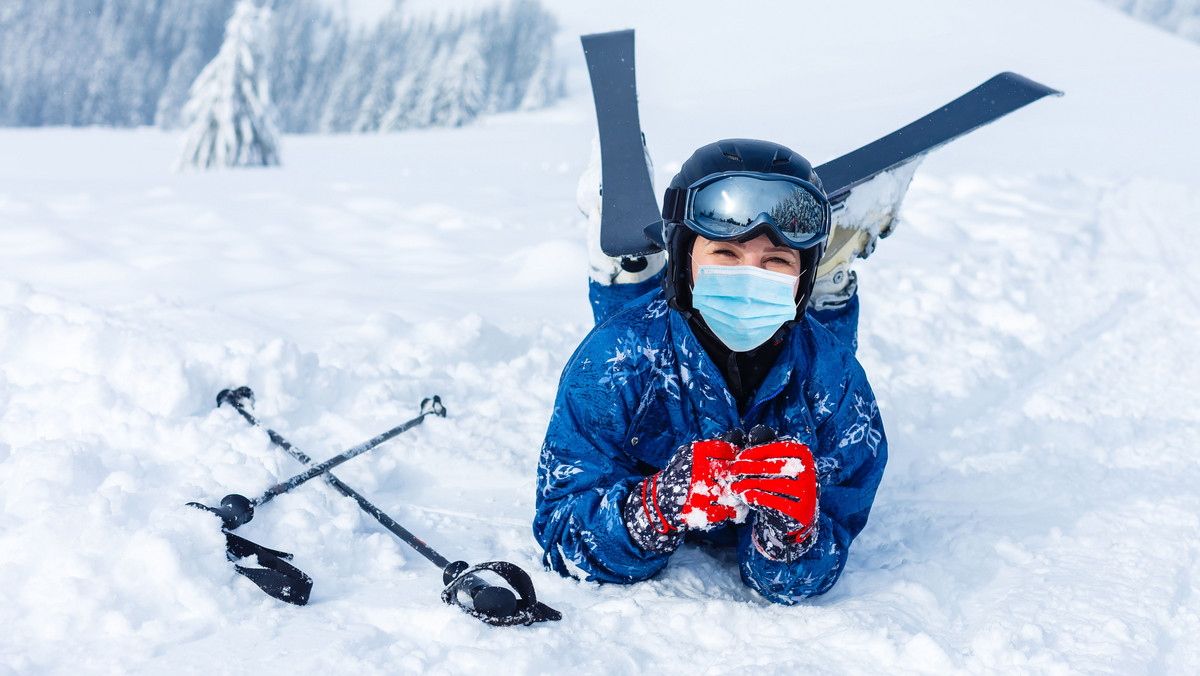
{"left": 268, "top": 1, "right": 345, "bottom": 133}
{"left": 347, "top": 17, "right": 403, "bottom": 133}
{"left": 379, "top": 22, "right": 439, "bottom": 132}
{"left": 435, "top": 31, "right": 488, "bottom": 127}
{"left": 519, "top": 41, "right": 560, "bottom": 111}
{"left": 155, "top": 2, "right": 238, "bottom": 128}
{"left": 404, "top": 25, "right": 488, "bottom": 129}
{"left": 176, "top": 0, "right": 280, "bottom": 170}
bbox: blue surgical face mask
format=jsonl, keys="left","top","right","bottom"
{"left": 691, "top": 265, "right": 799, "bottom": 352}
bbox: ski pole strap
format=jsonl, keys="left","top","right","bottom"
{"left": 441, "top": 561, "right": 562, "bottom": 626}
{"left": 224, "top": 532, "right": 313, "bottom": 606}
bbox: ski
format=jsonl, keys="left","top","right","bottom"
{"left": 581, "top": 29, "right": 662, "bottom": 258}
{"left": 812, "top": 72, "right": 1060, "bottom": 278}
{"left": 816, "top": 72, "right": 1062, "bottom": 202}
{"left": 580, "top": 30, "right": 1062, "bottom": 258}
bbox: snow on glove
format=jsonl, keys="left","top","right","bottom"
{"left": 730, "top": 426, "right": 819, "bottom": 561}
{"left": 623, "top": 431, "right": 745, "bottom": 554}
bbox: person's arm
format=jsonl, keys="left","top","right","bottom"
{"left": 736, "top": 366, "right": 887, "bottom": 603}
{"left": 532, "top": 339, "right": 673, "bottom": 583}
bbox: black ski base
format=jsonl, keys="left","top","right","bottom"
{"left": 582, "top": 29, "right": 662, "bottom": 258}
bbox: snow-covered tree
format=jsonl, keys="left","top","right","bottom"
{"left": 412, "top": 28, "right": 488, "bottom": 129}
{"left": 176, "top": 0, "right": 280, "bottom": 170}
{"left": 269, "top": 1, "right": 346, "bottom": 133}
{"left": 439, "top": 31, "right": 488, "bottom": 126}
{"left": 318, "top": 35, "right": 378, "bottom": 133}
{"left": 350, "top": 19, "right": 407, "bottom": 133}
{"left": 519, "top": 42, "right": 561, "bottom": 111}
{"left": 156, "top": 2, "right": 237, "bottom": 128}
{"left": 379, "top": 22, "right": 438, "bottom": 132}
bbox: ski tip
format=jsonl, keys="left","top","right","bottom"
{"left": 995, "top": 71, "right": 1064, "bottom": 98}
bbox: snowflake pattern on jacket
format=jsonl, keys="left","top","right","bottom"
{"left": 533, "top": 286, "right": 887, "bottom": 604}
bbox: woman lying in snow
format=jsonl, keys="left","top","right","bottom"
{"left": 533, "top": 139, "right": 887, "bottom": 604}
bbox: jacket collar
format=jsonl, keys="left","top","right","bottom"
{"left": 668, "top": 308, "right": 810, "bottom": 432}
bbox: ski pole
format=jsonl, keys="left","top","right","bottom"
{"left": 190, "top": 391, "right": 446, "bottom": 530}
{"left": 216, "top": 386, "right": 561, "bottom": 627}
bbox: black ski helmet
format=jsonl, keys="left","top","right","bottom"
{"left": 658, "top": 139, "right": 830, "bottom": 318}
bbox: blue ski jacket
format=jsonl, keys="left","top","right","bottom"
{"left": 534, "top": 287, "right": 887, "bottom": 604}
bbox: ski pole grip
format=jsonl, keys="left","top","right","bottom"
{"left": 217, "top": 386, "right": 255, "bottom": 410}
{"left": 468, "top": 578, "right": 519, "bottom": 618}
{"left": 443, "top": 561, "right": 518, "bottom": 618}
{"left": 442, "top": 561, "right": 562, "bottom": 626}
{"left": 420, "top": 396, "right": 447, "bottom": 418}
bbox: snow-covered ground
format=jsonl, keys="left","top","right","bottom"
{"left": 2, "top": 1, "right": 1200, "bottom": 673}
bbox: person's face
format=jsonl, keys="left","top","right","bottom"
{"left": 690, "top": 233, "right": 803, "bottom": 295}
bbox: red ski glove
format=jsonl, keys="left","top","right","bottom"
{"left": 623, "top": 433, "right": 744, "bottom": 554}
{"left": 730, "top": 430, "right": 819, "bottom": 559}
{"left": 679, "top": 437, "right": 741, "bottom": 528}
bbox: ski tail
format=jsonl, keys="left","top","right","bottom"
{"left": 581, "top": 29, "right": 663, "bottom": 258}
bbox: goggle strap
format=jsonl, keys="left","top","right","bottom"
{"left": 662, "top": 186, "right": 686, "bottom": 222}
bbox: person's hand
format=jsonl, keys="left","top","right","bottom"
{"left": 679, "top": 429, "right": 746, "bottom": 528}
{"left": 623, "top": 430, "right": 745, "bottom": 553}
{"left": 730, "top": 426, "right": 819, "bottom": 560}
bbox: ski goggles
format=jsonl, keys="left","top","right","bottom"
{"left": 663, "top": 171, "right": 831, "bottom": 250}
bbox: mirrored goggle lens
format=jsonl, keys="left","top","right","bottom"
{"left": 688, "top": 175, "right": 827, "bottom": 246}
